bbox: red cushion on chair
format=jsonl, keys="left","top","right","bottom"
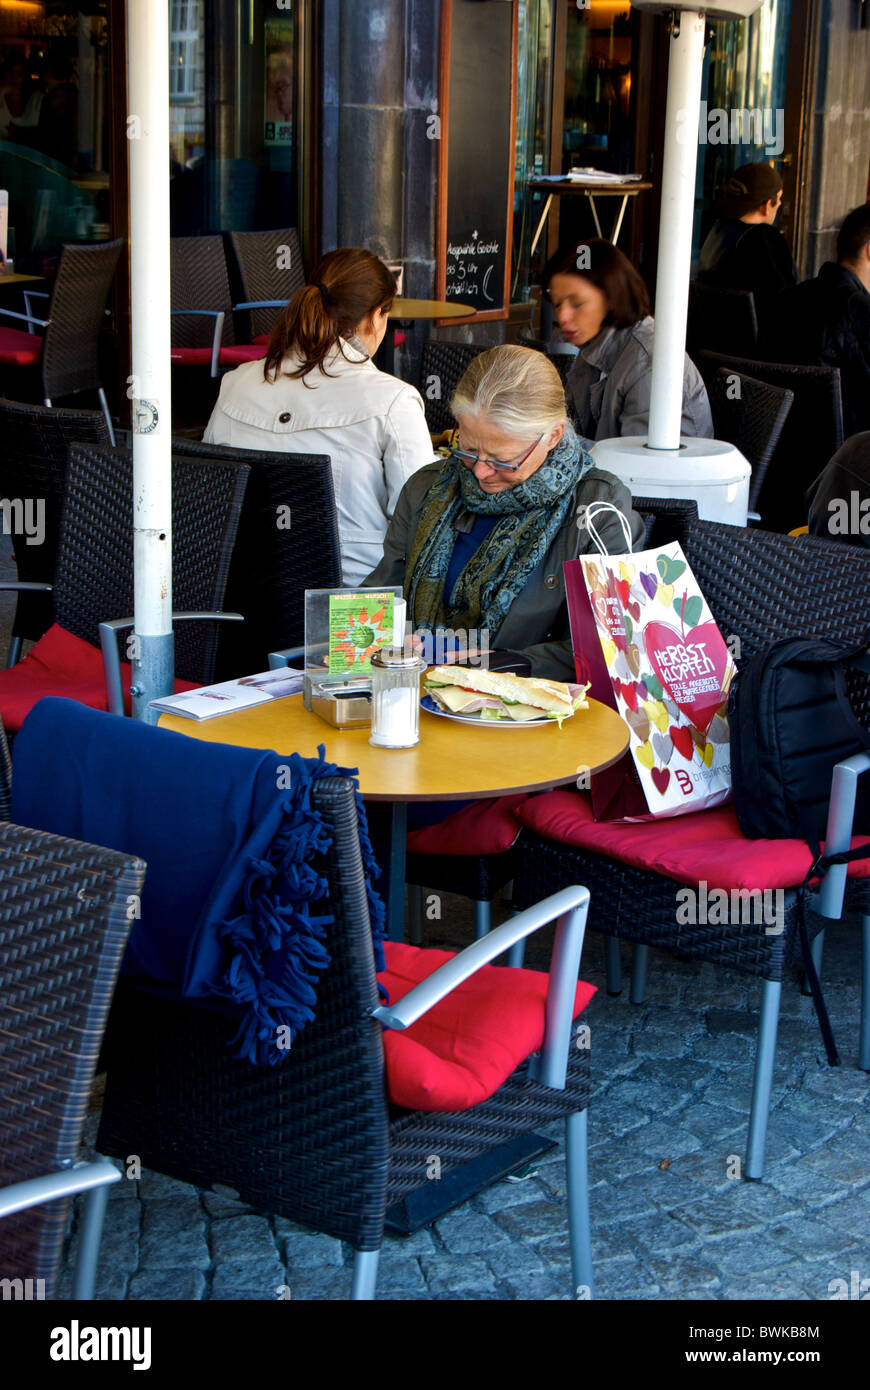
{"left": 379, "top": 940, "right": 595, "bottom": 1111}
{"left": 0, "top": 326, "right": 43, "bottom": 366}
{"left": 516, "top": 788, "right": 870, "bottom": 890}
{"left": 219, "top": 344, "right": 269, "bottom": 365}
{"left": 170, "top": 347, "right": 215, "bottom": 367}
{"left": 251, "top": 332, "right": 271, "bottom": 345}
{"left": 406, "top": 794, "right": 530, "bottom": 857}
{"left": 0, "top": 623, "right": 198, "bottom": 731}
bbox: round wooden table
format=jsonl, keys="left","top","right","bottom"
{"left": 159, "top": 694, "right": 628, "bottom": 939}
{"left": 381, "top": 297, "right": 476, "bottom": 375}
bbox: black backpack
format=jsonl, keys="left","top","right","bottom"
{"left": 729, "top": 633, "right": 870, "bottom": 843}
{"left": 728, "top": 633, "right": 870, "bottom": 1064}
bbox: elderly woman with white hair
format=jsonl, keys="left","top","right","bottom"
{"left": 364, "top": 344, "right": 645, "bottom": 681}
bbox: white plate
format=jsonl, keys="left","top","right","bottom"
{"left": 420, "top": 693, "right": 551, "bottom": 727}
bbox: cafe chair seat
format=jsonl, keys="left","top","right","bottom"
{"left": 0, "top": 326, "right": 44, "bottom": 366}
{"left": 0, "top": 623, "right": 198, "bottom": 730}
{"left": 380, "top": 938, "right": 594, "bottom": 1110}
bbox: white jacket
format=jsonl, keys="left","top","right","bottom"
{"left": 203, "top": 340, "right": 435, "bottom": 584}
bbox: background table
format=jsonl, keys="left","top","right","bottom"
{"left": 380, "top": 296, "right": 475, "bottom": 376}
{"left": 527, "top": 178, "right": 653, "bottom": 254}
{"left": 159, "top": 693, "right": 629, "bottom": 939}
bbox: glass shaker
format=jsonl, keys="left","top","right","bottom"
{"left": 369, "top": 648, "right": 426, "bottom": 748}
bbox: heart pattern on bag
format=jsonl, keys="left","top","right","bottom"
{"left": 669, "top": 725, "right": 695, "bottom": 762}
{"left": 651, "top": 731, "right": 673, "bottom": 764}
{"left": 651, "top": 766, "right": 671, "bottom": 795}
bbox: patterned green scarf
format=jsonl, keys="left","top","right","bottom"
{"left": 405, "top": 423, "right": 594, "bottom": 637}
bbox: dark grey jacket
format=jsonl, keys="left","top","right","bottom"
{"left": 565, "top": 316, "right": 713, "bottom": 441}
{"left": 364, "top": 461, "right": 646, "bottom": 681}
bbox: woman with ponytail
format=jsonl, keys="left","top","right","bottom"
{"left": 204, "top": 247, "right": 434, "bottom": 584}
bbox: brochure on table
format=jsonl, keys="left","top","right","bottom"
{"left": 149, "top": 668, "right": 305, "bottom": 721}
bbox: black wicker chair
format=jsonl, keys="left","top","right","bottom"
{"left": 228, "top": 227, "right": 306, "bottom": 343}
{"left": 687, "top": 283, "right": 758, "bottom": 360}
{"left": 418, "top": 340, "right": 489, "bottom": 434}
{"left": 0, "top": 822, "right": 145, "bottom": 1299}
{"left": 696, "top": 352, "right": 844, "bottom": 533}
{"left": 170, "top": 439, "right": 341, "bottom": 679}
{"left": 706, "top": 368, "right": 794, "bottom": 515}
{"left": 95, "top": 775, "right": 595, "bottom": 1299}
{"left": 0, "top": 444, "right": 249, "bottom": 723}
{"left": 0, "top": 398, "right": 112, "bottom": 658}
{"left": 0, "top": 239, "right": 123, "bottom": 441}
{"left": 171, "top": 235, "right": 265, "bottom": 376}
{"left": 513, "top": 519, "right": 870, "bottom": 1178}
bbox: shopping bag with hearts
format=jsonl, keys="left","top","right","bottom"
{"left": 564, "top": 540, "right": 736, "bottom": 820}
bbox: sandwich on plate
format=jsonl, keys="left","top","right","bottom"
{"left": 423, "top": 666, "right": 590, "bottom": 726}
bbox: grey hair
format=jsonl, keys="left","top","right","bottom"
{"left": 450, "top": 345, "right": 568, "bottom": 440}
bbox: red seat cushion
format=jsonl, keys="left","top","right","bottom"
{"left": 516, "top": 788, "right": 870, "bottom": 890}
{"left": 0, "top": 326, "right": 43, "bottom": 366}
{"left": 219, "top": 344, "right": 268, "bottom": 365}
{"left": 379, "top": 940, "right": 595, "bottom": 1111}
{"left": 406, "top": 793, "right": 530, "bottom": 857}
{"left": 170, "top": 347, "right": 215, "bottom": 367}
{"left": 251, "top": 332, "right": 271, "bottom": 345}
{"left": 0, "top": 623, "right": 198, "bottom": 731}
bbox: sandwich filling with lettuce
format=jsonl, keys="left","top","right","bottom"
{"left": 423, "top": 666, "right": 590, "bottom": 726}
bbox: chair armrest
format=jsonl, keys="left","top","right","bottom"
{"left": 234, "top": 299, "right": 287, "bottom": 311}
{"left": 371, "top": 885, "right": 590, "bottom": 1091}
{"left": 0, "top": 582, "right": 52, "bottom": 591}
{"left": 99, "top": 611, "right": 244, "bottom": 717}
{"left": 268, "top": 645, "right": 305, "bottom": 669}
{"left": 170, "top": 309, "right": 225, "bottom": 377}
{"left": 0, "top": 305, "right": 50, "bottom": 329}
{"left": 0, "top": 1159, "right": 120, "bottom": 1219}
{"left": 817, "top": 751, "right": 870, "bottom": 919}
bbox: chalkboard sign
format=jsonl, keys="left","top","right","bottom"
{"left": 436, "top": 0, "right": 517, "bottom": 322}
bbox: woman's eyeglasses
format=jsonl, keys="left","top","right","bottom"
{"left": 449, "top": 433, "right": 545, "bottom": 474}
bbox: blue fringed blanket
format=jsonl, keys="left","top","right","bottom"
{"left": 11, "top": 698, "right": 385, "bottom": 1064}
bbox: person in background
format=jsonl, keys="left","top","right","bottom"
{"left": 762, "top": 203, "right": 870, "bottom": 436}
{"left": 364, "top": 344, "right": 645, "bottom": 682}
{"left": 33, "top": 51, "right": 77, "bottom": 168}
{"left": 203, "top": 247, "right": 434, "bottom": 585}
{"left": 0, "top": 57, "right": 42, "bottom": 141}
{"left": 806, "top": 433, "right": 870, "bottom": 548}
{"left": 697, "top": 162, "right": 797, "bottom": 334}
{"left": 543, "top": 239, "right": 712, "bottom": 441}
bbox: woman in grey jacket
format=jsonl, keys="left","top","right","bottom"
{"left": 364, "top": 345, "right": 645, "bottom": 682}
{"left": 544, "top": 239, "right": 713, "bottom": 441}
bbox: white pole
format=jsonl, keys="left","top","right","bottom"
{"left": 126, "top": 0, "right": 173, "bottom": 721}
{"left": 647, "top": 10, "right": 706, "bottom": 450}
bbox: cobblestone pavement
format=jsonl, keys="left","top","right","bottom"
{"left": 56, "top": 899, "right": 869, "bottom": 1302}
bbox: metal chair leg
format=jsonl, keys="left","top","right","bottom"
{"left": 745, "top": 978, "right": 782, "bottom": 1180}
{"left": 97, "top": 387, "right": 117, "bottom": 447}
{"left": 407, "top": 884, "right": 424, "bottom": 946}
{"left": 565, "top": 1109, "right": 594, "bottom": 1299}
{"left": 351, "top": 1248, "right": 380, "bottom": 1300}
{"left": 72, "top": 1181, "right": 111, "bottom": 1299}
{"left": 474, "top": 900, "right": 490, "bottom": 940}
{"left": 506, "top": 906, "right": 526, "bottom": 967}
{"left": 6, "top": 636, "right": 21, "bottom": 669}
{"left": 856, "top": 917, "right": 861, "bottom": 1067}
{"left": 604, "top": 935, "right": 622, "bottom": 995}
{"left": 629, "top": 944, "right": 649, "bottom": 1004}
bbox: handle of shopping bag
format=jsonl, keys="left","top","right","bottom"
{"left": 578, "top": 500, "right": 633, "bottom": 556}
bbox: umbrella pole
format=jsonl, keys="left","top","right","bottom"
{"left": 646, "top": 10, "right": 707, "bottom": 451}
{"left": 127, "top": 0, "right": 173, "bottom": 723}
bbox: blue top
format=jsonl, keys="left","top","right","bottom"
{"left": 444, "top": 513, "right": 499, "bottom": 601}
